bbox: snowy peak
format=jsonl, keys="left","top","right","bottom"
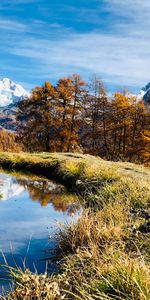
{"left": 139, "top": 82, "right": 150, "bottom": 105}
{"left": 0, "top": 78, "right": 29, "bottom": 107}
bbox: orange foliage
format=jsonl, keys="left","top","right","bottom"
{"left": 0, "top": 130, "right": 22, "bottom": 152}
{"left": 16, "top": 74, "right": 150, "bottom": 164}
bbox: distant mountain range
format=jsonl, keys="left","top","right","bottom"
{"left": 0, "top": 78, "right": 29, "bottom": 131}
{"left": 0, "top": 78, "right": 149, "bottom": 131}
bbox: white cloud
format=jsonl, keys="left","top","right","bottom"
{"left": 0, "top": 0, "right": 150, "bottom": 89}
{"left": 103, "top": 0, "right": 150, "bottom": 35}
{"left": 104, "top": 0, "right": 150, "bottom": 13}
{"left": 0, "top": 19, "right": 28, "bottom": 32}
{"left": 8, "top": 28, "right": 150, "bottom": 87}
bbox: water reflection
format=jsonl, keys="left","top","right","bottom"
{"left": 0, "top": 171, "right": 80, "bottom": 280}
{"left": 0, "top": 172, "right": 80, "bottom": 215}
{"left": 0, "top": 174, "right": 24, "bottom": 200}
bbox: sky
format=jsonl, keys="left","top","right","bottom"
{"left": 0, "top": 0, "right": 150, "bottom": 92}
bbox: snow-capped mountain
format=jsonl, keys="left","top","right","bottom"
{"left": 0, "top": 78, "right": 29, "bottom": 107}
{"left": 139, "top": 82, "right": 150, "bottom": 105}
{"left": 0, "top": 78, "right": 30, "bottom": 130}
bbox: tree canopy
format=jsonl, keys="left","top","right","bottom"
{"left": 16, "top": 74, "right": 150, "bottom": 164}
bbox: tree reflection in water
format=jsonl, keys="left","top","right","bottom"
{"left": 16, "top": 177, "right": 80, "bottom": 215}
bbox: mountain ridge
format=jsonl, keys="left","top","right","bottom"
{"left": 0, "top": 78, "right": 29, "bottom": 107}
{"left": 0, "top": 78, "right": 29, "bottom": 130}
{"left": 140, "top": 82, "right": 150, "bottom": 105}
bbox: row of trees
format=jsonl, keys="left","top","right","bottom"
{"left": 16, "top": 74, "right": 150, "bottom": 163}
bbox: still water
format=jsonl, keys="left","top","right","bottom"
{"left": 0, "top": 171, "right": 80, "bottom": 290}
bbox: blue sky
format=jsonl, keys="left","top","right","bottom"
{"left": 0, "top": 0, "right": 150, "bottom": 92}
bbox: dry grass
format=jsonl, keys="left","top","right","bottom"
{"left": 0, "top": 152, "right": 150, "bottom": 299}
{"left": 0, "top": 152, "right": 149, "bottom": 190}
{"left": 57, "top": 202, "right": 129, "bottom": 257}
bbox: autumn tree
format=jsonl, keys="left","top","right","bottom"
{"left": 17, "top": 74, "right": 87, "bottom": 153}
{"left": 108, "top": 93, "right": 150, "bottom": 162}
{"left": 56, "top": 77, "right": 75, "bottom": 151}
{"left": 81, "top": 76, "right": 110, "bottom": 156}
{"left": 108, "top": 92, "right": 131, "bottom": 160}
{"left": 17, "top": 81, "right": 57, "bottom": 152}
{"left": 129, "top": 100, "right": 150, "bottom": 163}
{"left": 66, "top": 74, "right": 87, "bottom": 152}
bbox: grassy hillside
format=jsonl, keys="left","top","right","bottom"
{"left": 0, "top": 152, "right": 150, "bottom": 299}
{"left": 0, "top": 152, "right": 150, "bottom": 189}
